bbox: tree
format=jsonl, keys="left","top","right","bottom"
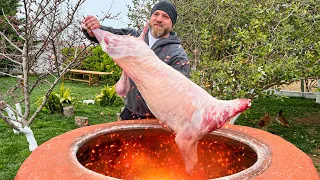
{"left": 0, "top": 0, "right": 20, "bottom": 34}
{"left": 127, "top": 0, "right": 157, "bottom": 28}
{"left": 0, "top": 0, "right": 21, "bottom": 70}
{"left": 128, "top": 0, "right": 320, "bottom": 99}
{"left": 0, "top": 0, "right": 118, "bottom": 151}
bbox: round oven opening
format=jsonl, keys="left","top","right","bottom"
{"left": 76, "top": 125, "right": 267, "bottom": 179}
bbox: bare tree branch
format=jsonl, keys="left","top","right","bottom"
{"left": 0, "top": 102, "right": 20, "bottom": 131}
{"left": 0, "top": 31, "right": 23, "bottom": 53}
{"left": 1, "top": 9, "right": 26, "bottom": 41}
{"left": 0, "top": 53, "right": 22, "bottom": 65}
{"left": 0, "top": 71, "right": 18, "bottom": 77}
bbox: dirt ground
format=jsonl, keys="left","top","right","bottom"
{"left": 275, "top": 81, "right": 319, "bottom": 174}
{"left": 294, "top": 112, "right": 320, "bottom": 175}
{"left": 279, "top": 80, "right": 318, "bottom": 92}
{"left": 307, "top": 152, "right": 320, "bottom": 175}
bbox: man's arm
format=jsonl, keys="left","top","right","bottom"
{"left": 82, "top": 15, "right": 140, "bottom": 43}
{"left": 83, "top": 26, "right": 140, "bottom": 43}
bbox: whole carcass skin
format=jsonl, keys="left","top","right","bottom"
{"left": 93, "top": 28, "right": 251, "bottom": 173}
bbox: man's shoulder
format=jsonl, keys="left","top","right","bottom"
{"left": 168, "top": 32, "right": 181, "bottom": 42}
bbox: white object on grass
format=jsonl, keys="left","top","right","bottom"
{"left": 83, "top": 100, "right": 95, "bottom": 105}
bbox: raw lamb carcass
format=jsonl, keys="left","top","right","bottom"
{"left": 92, "top": 26, "right": 251, "bottom": 173}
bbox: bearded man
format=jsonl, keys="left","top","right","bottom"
{"left": 82, "top": 0, "right": 190, "bottom": 120}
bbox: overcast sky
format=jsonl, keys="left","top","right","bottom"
{"left": 79, "top": 0, "right": 134, "bottom": 28}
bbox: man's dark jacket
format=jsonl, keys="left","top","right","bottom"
{"left": 84, "top": 26, "right": 190, "bottom": 118}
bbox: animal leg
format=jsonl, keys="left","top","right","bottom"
{"left": 175, "top": 126, "right": 199, "bottom": 173}
{"left": 115, "top": 71, "right": 130, "bottom": 97}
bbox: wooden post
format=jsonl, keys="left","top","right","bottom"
{"left": 88, "top": 74, "right": 92, "bottom": 86}
{"left": 300, "top": 79, "right": 305, "bottom": 92}
{"left": 316, "top": 79, "right": 320, "bottom": 104}
{"left": 63, "top": 106, "right": 74, "bottom": 117}
{"left": 300, "top": 79, "right": 305, "bottom": 98}
{"left": 75, "top": 116, "right": 89, "bottom": 127}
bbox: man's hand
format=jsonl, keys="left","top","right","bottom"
{"left": 82, "top": 15, "right": 101, "bottom": 37}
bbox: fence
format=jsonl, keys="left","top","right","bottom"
{"left": 270, "top": 79, "right": 319, "bottom": 104}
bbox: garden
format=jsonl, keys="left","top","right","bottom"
{"left": 0, "top": 0, "right": 320, "bottom": 179}
{"left": 0, "top": 76, "right": 319, "bottom": 179}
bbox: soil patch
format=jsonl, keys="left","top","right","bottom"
{"left": 293, "top": 112, "right": 320, "bottom": 125}
{"left": 307, "top": 148, "right": 320, "bottom": 175}
{"left": 279, "top": 80, "right": 318, "bottom": 92}
{"left": 294, "top": 112, "right": 320, "bottom": 174}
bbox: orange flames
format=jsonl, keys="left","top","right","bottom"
{"left": 77, "top": 129, "right": 256, "bottom": 180}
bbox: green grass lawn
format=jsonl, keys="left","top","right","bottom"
{"left": 0, "top": 76, "right": 319, "bottom": 179}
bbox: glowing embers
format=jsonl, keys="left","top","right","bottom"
{"left": 77, "top": 129, "right": 257, "bottom": 179}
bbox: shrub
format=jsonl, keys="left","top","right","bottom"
{"left": 37, "top": 91, "right": 63, "bottom": 114}
{"left": 95, "top": 85, "right": 118, "bottom": 106}
{"left": 62, "top": 46, "right": 122, "bottom": 85}
{"left": 36, "top": 83, "right": 75, "bottom": 114}
{"left": 82, "top": 46, "right": 122, "bottom": 85}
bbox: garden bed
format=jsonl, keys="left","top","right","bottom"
{"left": 0, "top": 77, "right": 319, "bottom": 178}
